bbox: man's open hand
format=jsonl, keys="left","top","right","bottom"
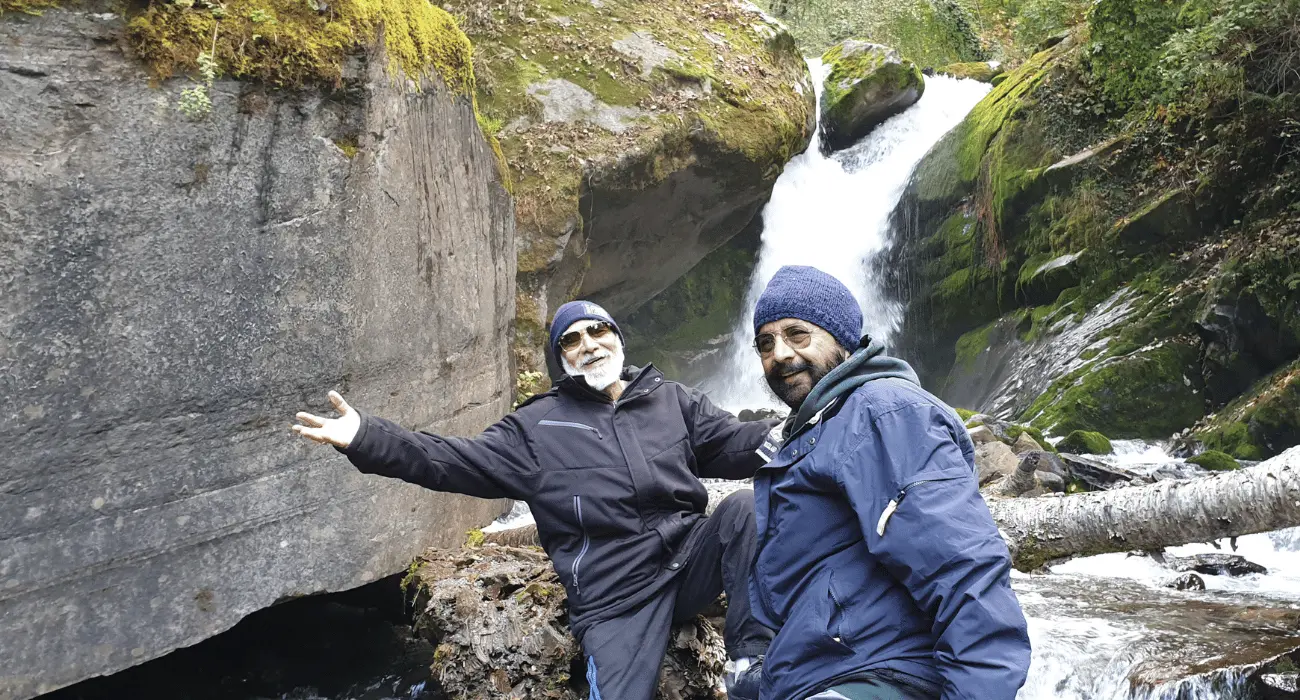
{"left": 292, "top": 390, "right": 360, "bottom": 448}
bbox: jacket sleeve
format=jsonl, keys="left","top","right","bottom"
{"left": 837, "top": 401, "right": 1031, "bottom": 700}
{"left": 339, "top": 412, "right": 537, "bottom": 501}
{"left": 682, "top": 387, "right": 777, "bottom": 480}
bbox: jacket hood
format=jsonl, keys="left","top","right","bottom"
{"left": 786, "top": 337, "right": 919, "bottom": 437}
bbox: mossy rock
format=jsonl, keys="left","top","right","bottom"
{"left": 1057, "top": 430, "right": 1113, "bottom": 455}
{"left": 1023, "top": 341, "right": 1205, "bottom": 439}
{"left": 955, "top": 407, "right": 978, "bottom": 421}
{"left": 1006, "top": 424, "right": 1057, "bottom": 453}
{"left": 1187, "top": 450, "right": 1240, "bottom": 472}
{"left": 938, "top": 61, "right": 1003, "bottom": 83}
{"left": 1197, "top": 359, "right": 1300, "bottom": 460}
{"left": 819, "top": 40, "right": 924, "bottom": 152}
{"left": 125, "top": 0, "right": 475, "bottom": 92}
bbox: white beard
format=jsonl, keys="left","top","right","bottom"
{"left": 562, "top": 341, "right": 626, "bottom": 391}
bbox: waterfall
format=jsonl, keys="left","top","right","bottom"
{"left": 705, "top": 61, "right": 991, "bottom": 411}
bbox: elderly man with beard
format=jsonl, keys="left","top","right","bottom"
{"left": 291, "top": 300, "right": 774, "bottom": 700}
{"left": 744, "top": 266, "right": 1031, "bottom": 700}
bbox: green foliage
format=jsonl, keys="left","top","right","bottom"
{"left": 1087, "top": 0, "right": 1300, "bottom": 113}
{"left": 764, "top": 0, "right": 985, "bottom": 66}
{"left": 973, "top": 0, "right": 1091, "bottom": 59}
{"left": 1187, "top": 449, "right": 1241, "bottom": 470}
{"left": 514, "top": 370, "right": 547, "bottom": 408}
{"left": 1057, "top": 429, "right": 1113, "bottom": 454}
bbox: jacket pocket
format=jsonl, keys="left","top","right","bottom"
{"left": 571, "top": 495, "right": 591, "bottom": 598}
{"left": 875, "top": 469, "right": 969, "bottom": 537}
{"left": 815, "top": 572, "right": 855, "bottom": 655}
{"left": 540, "top": 419, "right": 603, "bottom": 439}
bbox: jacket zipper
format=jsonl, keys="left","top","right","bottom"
{"left": 572, "top": 495, "right": 591, "bottom": 596}
{"left": 539, "top": 419, "right": 603, "bottom": 439}
{"left": 876, "top": 477, "right": 957, "bottom": 536}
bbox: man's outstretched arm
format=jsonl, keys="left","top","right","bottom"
{"left": 682, "top": 387, "right": 779, "bottom": 480}
{"left": 293, "top": 391, "right": 536, "bottom": 501}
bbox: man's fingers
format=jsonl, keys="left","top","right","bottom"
{"left": 328, "top": 390, "right": 353, "bottom": 415}
{"left": 292, "top": 424, "right": 332, "bottom": 445}
{"left": 296, "top": 412, "right": 326, "bottom": 428}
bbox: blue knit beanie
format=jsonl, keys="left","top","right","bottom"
{"left": 549, "top": 300, "right": 624, "bottom": 362}
{"left": 753, "top": 266, "right": 863, "bottom": 350}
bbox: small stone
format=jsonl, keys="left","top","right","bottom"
{"left": 968, "top": 425, "right": 998, "bottom": 445}
{"left": 1165, "top": 572, "right": 1206, "bottom": 591}
{"left": 974, "top": 441, "right": 1020, "bottom": 486}
{"left": 1035, "top": 470, "right": 1066, "bottom": 493}
{"left": 1010, "top": 432, "right": 1041, "bottom": 455}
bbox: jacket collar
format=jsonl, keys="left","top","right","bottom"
{"left": 784, "top": 336, "right": 920, "bottom": 438}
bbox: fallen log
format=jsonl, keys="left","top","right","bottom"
{"left": 488, "top": 448, "right": 1300, "bottom": 570}
{"left": 991, "top": 447, "right": 1300, "bottom": 570}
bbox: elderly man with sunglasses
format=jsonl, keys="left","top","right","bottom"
{"left": 291, "top": 300, "right": 774, "bottom": 700}
{"left": 743, "top": 266, "right": 1031, "bottom": 700}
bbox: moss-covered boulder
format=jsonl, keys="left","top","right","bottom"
{"left": 447, "top": 0, "right": 816, "bottom": 375}
{"left": 1196, "top": 359, "right": 1300, "bottom": 460}
{"left": 938, "top": 61, "right": 1004, "bottom": 83}
{"left": 1187, "top": 450, "right": 1241, "bottom": 471}
{"left": 819, "top": 40, "right": 924, "bottom": 153}
{"left": 1057, "top": 430, "right": 1113, "bottom": 455}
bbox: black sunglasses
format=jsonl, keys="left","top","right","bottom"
{"left": 754, "top": 326, "right": 813, "bottom": 356}
{"left": 559, "top": 321, "right": 614, "bottom": 352}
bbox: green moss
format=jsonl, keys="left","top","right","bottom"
{"left": 954, "top": 321, "right": 997, "bottom": 370}
{"left": 1197, "top": 359, "right": 1300, "bottom": 460}
{"left": 1057, "top": 429, "right": 1113, "bottom": 454}
{"left": 956, "top": 407, "right": 978, "bottom": 421}
{"left": 939, "top": 61, "right": 1001, "bottom": 82}
{"left": 126, "top": 0, "right": 475, "bottom": 92}
{"left": 465, "top": 528, "right": 486, "bottom": 547}
{"left": 1006, "top": 424, "right": 1058, "bottom": 452}
{"left": 0, "top": 0, "right": 59, "bottom": 16}
{"left": 1187, "top": 450, "right": 1241, "bottom": 471}
{"left": 1024, "top": 342, "right": 1205, "bottom": 438}
{"left": 333, "top": 136, "right": 360, "bottom": 158}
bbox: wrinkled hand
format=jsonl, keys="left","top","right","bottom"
{"left": 292, "top": 390, "right": 360, "bottom": 448}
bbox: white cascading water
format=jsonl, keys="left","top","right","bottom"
{"left": 706, "top": 61, "right": 991, "bottom": 411}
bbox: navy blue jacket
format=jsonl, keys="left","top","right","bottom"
{"left": 340, "top": 365, "right": 772, "bottom": 638}
{"left": 750, "top": 360, "right": 1031, "bottom": 699}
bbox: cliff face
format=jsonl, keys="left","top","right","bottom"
{"left": 887, "top": 0, "right": 1300, "bottom": 450}
{"left": 0, "top": 8, "right": 513, "bottom": 698}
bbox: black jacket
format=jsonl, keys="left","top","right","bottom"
{"left": 341, "top": 365, "right": 772, "bottom": 637}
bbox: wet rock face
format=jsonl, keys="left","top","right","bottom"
{"left": 819, "top": 41, "right": 925, "bottom": 154}
{"left": 0, "top": 9, "right": 513, "bottom": 698}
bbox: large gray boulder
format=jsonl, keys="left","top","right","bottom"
{"left": 0, "top": 9, "right": 513, "bottom": 699}
{"left": 819, "top": 41, "right": 924, "bottom": 153}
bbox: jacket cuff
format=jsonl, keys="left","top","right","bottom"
{"left": 334, "top": 412, "right": 373, "bottom": 460}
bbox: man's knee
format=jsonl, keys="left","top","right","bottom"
{"left": 714, "top": 489, "right": 756, "bottom": 532}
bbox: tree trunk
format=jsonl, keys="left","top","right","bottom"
{"left": 487, "top": 450, "right": 1300, "bottom": 569}
{"left": 991, "top": 448, "right": 1300, "bottom": 570}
